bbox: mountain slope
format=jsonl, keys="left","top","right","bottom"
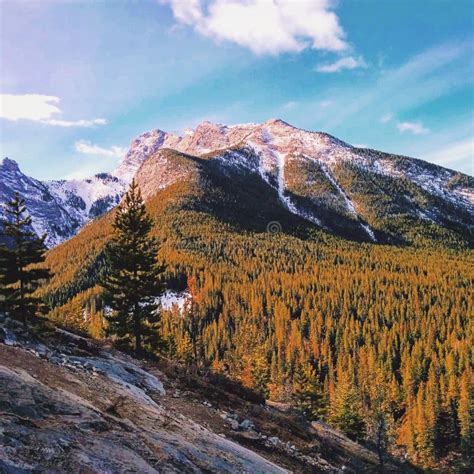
{"left": 1, "top": 320, "right": 416, "bottom": 472}
{"left": 37, "top": 137, "right": 473, "bottom": 472}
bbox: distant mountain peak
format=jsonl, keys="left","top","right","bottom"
{"left": 0, "top": 158, "right": 124, "bottom": 247}
{"left": 1, "top": 157, "right": 20, "bottom": 172}
{"left": 264, "top": 118, "right": 294, "bottom": 128}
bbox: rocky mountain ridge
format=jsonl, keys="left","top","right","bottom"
{"left": 1, "top": 119, "right": 473, "bottom": 247}
{"left": 0, "top": 158, "right": 124, "bottom": 247}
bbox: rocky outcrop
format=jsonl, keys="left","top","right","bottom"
{"left": 0, "top": 323, "right": 288, "bottom": 473}
{"left": 0, "top": 320, "right": 418, "bottom": 473}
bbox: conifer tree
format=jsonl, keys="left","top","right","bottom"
{"left": 177, "top": 331, "right": 195, "bottom": 364}
{"left": 414, "top": 384, "right": 436, "bottom": 466}
{"left": 252, "top": 346, "right": 270, "bottom": 398}
{"left": 0, "top": 192, "right": 50, "bottom": 326}
{"left": 364, "top": 369, "right": 393, "bottom": 469}
{"left": 330, "top": 369, "right": 366, "bottom": 441}
{"left": 101, "top": 180, "right": 164, "bottom": 355}
{"left": 293, "top": 365, "right": 327, "bottom": 421}
{"left": 458, "top": 369, "right": 473, "bottom": 455}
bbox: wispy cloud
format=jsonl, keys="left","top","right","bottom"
{"left": 282, "top": 100, "right": 298, "bottom": 110}
{"left": 316, "top": 56, "right": 367, "bottom": 73}
{"left": 46, "top": 118, "right": 107, "bottom": 127}
{"left": 164, "top": 0, "right": 348, "bottom": 55}
{"left": 318, "top": 100, "right": 333, "bottom": 108}
{"left": 380, "top": 113, "right": 393, "bottom": 123}
{"left": 0, "top": 94, "right": 107, "bottom": 127}
{"left": 397, "top": 121, "right": 429, "bottom": 135}
{"left": 421, "top": 137, "right": 474, "bottom": 168}
{"left": 315, "top": 42, "right": 473, "bottom": 130}
{"left": 399, "top": 114, "right": 473, "bottom": 173}
{"left": 75, "top": 140, "right": 127, "bottom": 158}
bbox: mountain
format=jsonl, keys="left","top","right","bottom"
{"left": 0, "top": 158, "right": 124, "bottom": 247}
{"left": 113, "top": 118, "right": 473, "bottom": 249}
{"left": 2, "top": 119, "right": 473, "bottom": 247}
{"left": 4, "top": 120, "right": 473, "bottom": 470}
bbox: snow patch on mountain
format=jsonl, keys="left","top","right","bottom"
{"left": 48, "top": 175, "right": 124, "bottom": 217}
{"left": 319, "top": 162, "right": 357, "bottom": 215}
{"left": 274, "top": 150, "right": 322, "bottom": 226}
{"left": 319, "top": 162, "right": 376, "bottom": 241}
{"left": 160, "top": 290, "right": 192, "bottom": 313}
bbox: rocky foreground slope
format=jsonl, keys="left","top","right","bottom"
{"left": 0, "top": 319, "right": 413, "bottom": 473}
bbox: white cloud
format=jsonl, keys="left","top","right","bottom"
{"left": 316, "top": 56, "right": 367, "bottom": 73}
{"left": 0, "top": 94, "right": 61, "bottom": 121}
{"left": 380, "top": 113, "right": 393, "bottom": 123}
{"left": 282, "top": 100, "right": 298, "bottom": 110}
{"left": 74, "top": 140, "right": 127, "bottom": 158}
{"left": 164, "top": 0, "right": 348, "bottom": 55}
{"left": 46, "top": 118, "right": 107, "bottom": 127}
{"left": 314, "top": 42, "right": 472, "bottom": 131}
{"left": 318, "top": 100, "right": 332, "bottom": 108}
{"left": 0, "top": 93, "right": 106, "bottom": 127}
{"left": 397, "top": 121, "right": 430, "bottom": 135}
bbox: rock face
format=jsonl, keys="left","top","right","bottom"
{"left": 2, "top": 119, "right": 473, "bottom": 247}
{"left": 0, "top": 321, "right": 415, "bottom": 473}
{"left": 0, "top": 325, "right": 287, "bottom": 473}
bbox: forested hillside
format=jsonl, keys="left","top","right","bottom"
{"left": 38, "top": 149, "right": 474, "bottom": 470}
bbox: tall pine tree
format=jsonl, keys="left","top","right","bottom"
{"left": 330, "top": 366, "right": 366, "bottom": 441}
{"left": 0, "top": 192, "right": 51, "bottom": 326}
{"left": 293, "top": 364, "right": 327, "bottom": 421}
{"left": 101, "top": 180, "right": 164, "bottom": 355}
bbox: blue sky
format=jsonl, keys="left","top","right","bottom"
{"left": 0, "top": 0, "right": 473, "bottom": 179}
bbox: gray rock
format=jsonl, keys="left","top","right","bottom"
{"left": 268, "top": 436, "right": 280, "bottom": 446}
{"left": 240, "top": 419, "right": 255, "bottom": 431}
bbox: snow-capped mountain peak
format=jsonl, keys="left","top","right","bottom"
{"left": 113, "top": 129, "right": 170, "bottom": 182}
{"left": 1, "top": 119, "right": 473, "bottom": 248}
{"left": 1, "top": 157, "right": 21, "bottom": 173}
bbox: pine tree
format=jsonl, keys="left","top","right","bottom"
{"left": 364, "top": 369, "right": 393, "bottom": 470}
{"left": 458, "top": 369, "right": 473, "bottom": 456}
{"left": 0, "top": 192, "right": 50, "bottom": 326}
{"left": 330, "top": 368, "right": 366, "bottom": 441}
{"left": 101, "top": 180, "right": 164, "bottom": 355}
{"left": 252, "top": 346, "right": 270, "bottom": 398}
{"left": 414, "top": 384, "right": 436, "bottom": 466}
{"left": 293, "top": 365, "right": 327, "bottom": 421}
{"left": 177, "top": 331, "right": 195, "bottom": 364}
